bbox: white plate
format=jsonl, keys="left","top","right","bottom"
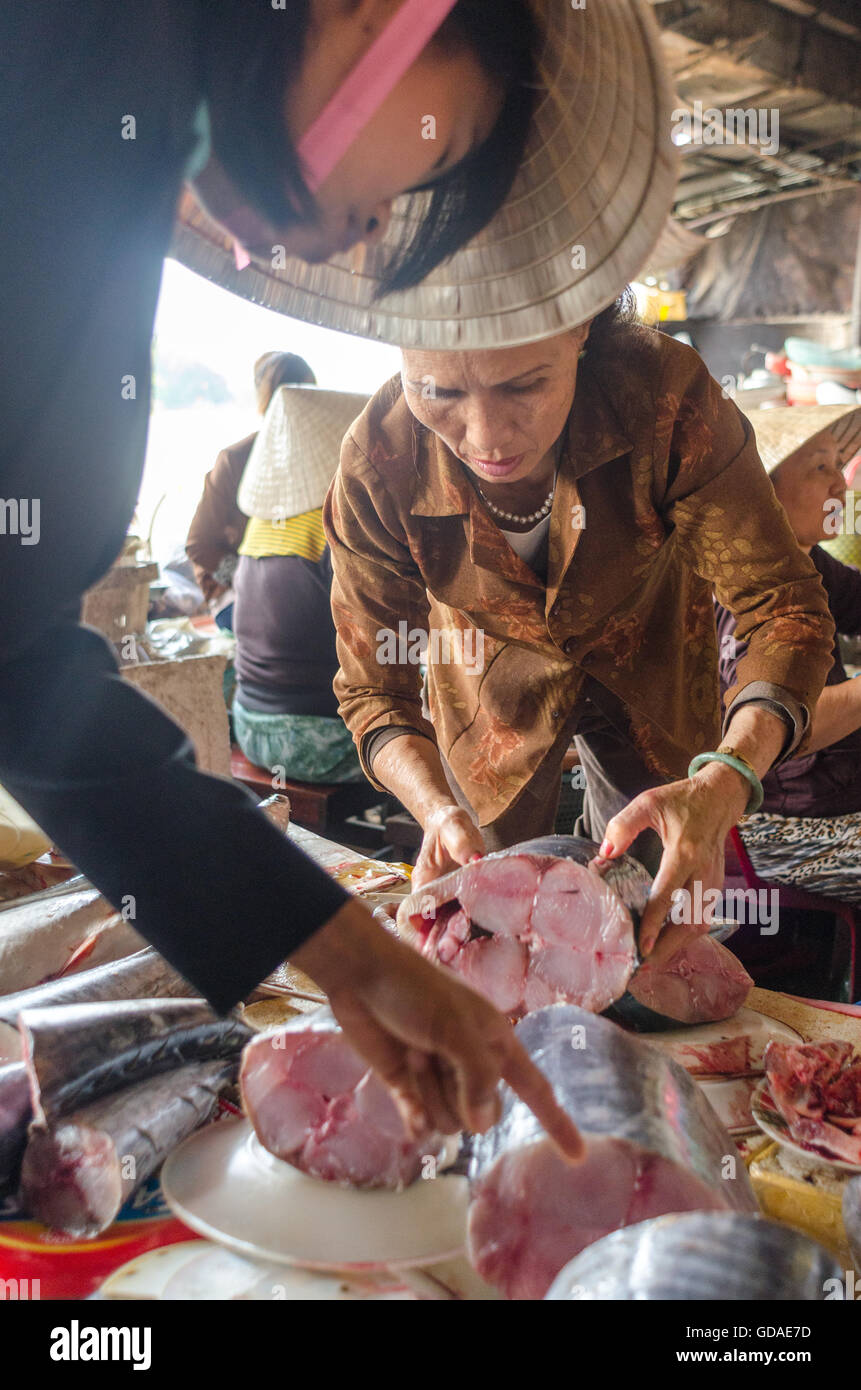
{"left": 751, "top": 1078, "right": 861, "bottom": 1175}
{"left": 161, "top": 1118, "right": 469, "bottom": 1271}
{"left": 99, "top": 1242, "right": 210, "bottom": 1300}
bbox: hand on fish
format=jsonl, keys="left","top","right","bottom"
{"left": 290, "top": 896, "right": 585, "bottom": 1164}
{"left": 594, "top": 762, "right": 750, "bottom": 963}
{"left": 411, "top": 805, "right": 486, "bottom": 890}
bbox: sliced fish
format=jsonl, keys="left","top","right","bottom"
{"left": 241, "top": 1007, "right": 444, "bottom": 1190}
{"left": 467, "top": 1003, "right": 757, "bottom": 1299}
{"left": 21, "top": 1059, "right": 235, "bottom": 1237}
{"left": 546, "top": 1211, "right": 843, "bottom": 1300}
{"left": 397, "top": 839, "right": 638, "bottom": 1017}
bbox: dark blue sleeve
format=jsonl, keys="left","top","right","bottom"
{"left": 0, "top": 1, "right": 348, "bottom": 1012}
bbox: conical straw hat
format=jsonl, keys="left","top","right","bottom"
{"left": 751, "top": 405, "right": 861, "bottom": 475}
{"left": 170, "top": 0, "right": 678, "bottom": 349}
{"left": 237, "top": 386, "right": 369, "bottom": 521}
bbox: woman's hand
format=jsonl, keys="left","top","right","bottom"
{"left": 411, "top": 804, "right": 486, "bottom": 889}
{"left": 291, "top": 897, "right": 584, "bottom": 1162}
{"left": 595, "top": 761, "right": 750, "bottom": 962}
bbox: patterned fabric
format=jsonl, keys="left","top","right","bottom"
{"left": 239, "top": 508, "right": 327, "bottom": 562}
{"left": 741, "top": 812, "right": 861, "bottom": 907}
{"left": 324, "top": 329, "right": 835, "bottom": 830}
{"left": 233, "top": 700, "right": 364, "bottom": 784}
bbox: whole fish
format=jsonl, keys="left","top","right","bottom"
{"left": 19, "top": 998, "right": 252, "bottom": 1124}
{"left": 21, "top": 1059, "right": 235, "bottom": 1237}
{"left": 467, "top": 1003, "right": 757, "bottom": 1299}
{"left": 241, "top": 1007, "right": 444, "bottom": 1190}
{"left": 0, "top": 1062, "right": 30, "bottom": 1190}
{"left": 545, "top": 1211, "right": 843, "bottom": 1300}
{"left": 0, "top": 948, "right": 195, "bottom": 1063}
{"left": 843, "top": 1176, "right": 861, "bottom": 1271}
{"left": 0, "top": 886, "right": 144, "bottom": 995}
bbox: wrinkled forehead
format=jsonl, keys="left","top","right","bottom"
{"left": 401, "top": 336, "right": 575, "bottom": 389}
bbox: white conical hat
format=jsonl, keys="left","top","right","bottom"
{"left": 170, "top": 0, "right": 679, "bottom": 349}
{"left": 237, "top": 386, "right": 369, "bottom": 521}
{"left": 751, "top": 405, "right": 861, "bottom": 475}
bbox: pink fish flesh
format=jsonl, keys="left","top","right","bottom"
{"left": 240, "top": 1009, "right": 444, "bottom": 1190}
{"left": 466, "top": 1004, "right": 757, "bottom": 1299}
{"left": 764, "top": 1040, "right": 861, "bottom": 1165}
{"left": 624, "top": 935, "right": 753, "bottom": 1027}
{"left": 397, "top": 850, "right": 637, "bottom": 1017}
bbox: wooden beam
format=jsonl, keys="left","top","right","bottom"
{"left": 654, "top": 0, "right": 861, "bottom": 105}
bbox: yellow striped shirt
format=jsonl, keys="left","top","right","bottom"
{"left": 239, "top": 508, "right": 327, "bottom": 562}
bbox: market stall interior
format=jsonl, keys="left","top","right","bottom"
{"left": 2, "top": 0, "right": 861, "bottom": 1304}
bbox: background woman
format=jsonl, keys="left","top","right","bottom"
{"left": 232, "top": 386, "right": 368, "bottom": 783}
{"left": 186, "top": 351, "right": 317, "bottom": 627}
{"left": 717, "top": 405, "right": 861, "bottom": 904}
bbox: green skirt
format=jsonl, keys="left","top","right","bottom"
{"left": 233, "top": 699, "right": 363, "bottom": 784}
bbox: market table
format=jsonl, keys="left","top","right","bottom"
{"left": 1, "top": 824, "right": 858, "bottom": 1299}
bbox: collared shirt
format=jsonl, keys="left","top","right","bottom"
{"left": 716, "top": 546, "right": 861, "bottom": 817}
{"left": 324, "top": 329, "right": 835, "bottom": 829}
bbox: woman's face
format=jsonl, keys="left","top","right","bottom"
{"left": 771, "top": 431, "right": 846, "bottom": 549}
{"left": 194, "top": 6, "right": 502, "bottom": 265}
{"left": 401, "top": 332, "right": 589, "bottom": 488}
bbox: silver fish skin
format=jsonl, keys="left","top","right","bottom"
{"left": 19, "top": 998, "right": 251, "bottom": 1124}
{"left": 470, "top": 1004, "right": 756, "bottom": 1205}
{"left": 0, "top": 1062, "right": 30, "bottom": 1190}
{"left": 21, "top": 1059, "right": 235, "bottom": 1238}
{"left": 0, "top": 886, "right": 144, "bottom": 995}
{"left": 844, "top": 1176, "right": 861, "bottom": 1272}
{"left": 467, "top": 1004, "right": 757, "bottom": 1297}
{"left": 546, "top": 1211, "right": 843, "bottom": 1301}
{"left": 0, "top": 948, "right": 195, "bottom": 1063}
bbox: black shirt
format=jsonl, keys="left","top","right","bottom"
{"left": 0, "top": 1, "right": 347, "bottom": 1012}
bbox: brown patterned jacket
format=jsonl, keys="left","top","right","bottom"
{"left": 324, "top": 329, "right": 834, "bottom": 827}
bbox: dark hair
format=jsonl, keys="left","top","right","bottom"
{"left": 377, "top": 1, "right": 540, "bottom": 295}
{"left": 202, "top": 1, "right": 539, "bottom": 291}
{"left": 586, "top": 287, "right": 640, "bottom": 351}
{"left": 254, "top": 351, "right": 316, "bottom": 413}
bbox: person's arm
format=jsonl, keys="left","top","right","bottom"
{"left": 324, "top": 446, "right": 486, "bottom": 880}
{"left": 804, "top": 678, "right": 861, "bottom": 753}
{"left": 186, "top": 444, "right": 251, "bottom": 586}
{"left": 598, "top": 343, "right": 834, "bottom": 955}
{"left": 372, "top": 734, "right": 485, "bottom": 886}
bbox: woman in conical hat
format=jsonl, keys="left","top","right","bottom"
{"left": 231, "top": 386, "right": 370, "bottom": 784}
{"left": 0, "top": 0, "right": 674, "bottom": 1150}
{"left": 716, "top": 405, "right": 861, "bottom": 907}
{"left": 326, "top": 304, "right": 837, "bottom": 971}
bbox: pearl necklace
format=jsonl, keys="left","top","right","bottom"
{"left": 476, "top": 482, "right": 555, "bottom": 527}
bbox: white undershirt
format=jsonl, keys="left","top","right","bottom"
{"left": 501, "top": 512, "right": 552, "bottom": 566}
